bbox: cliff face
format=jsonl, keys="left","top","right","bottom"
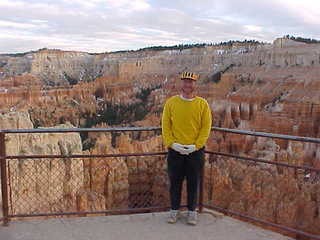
{"left": 1, "top": 38, "right": 319, "bottom": 87}
{"left": 30, "top": 50, "right": 101, "bottom": 86}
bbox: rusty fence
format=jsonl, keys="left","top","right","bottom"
{"left": 0, "top": 127, "right": 172, "bottom": 226}
{"left": 0, "top": 127, "right": 320, "bottom": 240}
{"left": 202, "top": 127, "right": 320, "bottom": 240}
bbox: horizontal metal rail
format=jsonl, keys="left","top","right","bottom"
{"left": 0, "top": 127, "right": 160, "bottom": 134}
{"left": 1, "top": 126, "right": 320, "bottom": 143}
{"left": 204, "top": 204, "right": 320, "bottom": 240}
{"left": 213, "top": 127, "right": 320, "bottom": 144}
{"left": 9, "top": 206, "right": 171, "bottom": 219}
{"left": 8, "top": 205, "right": 192, "bottom": 219}
{"left": 5, "top": 152, "right": 167, "bottom": 160}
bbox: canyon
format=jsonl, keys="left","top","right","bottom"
{"left": 0, "top": 37, "right": 320, "bottom": 236}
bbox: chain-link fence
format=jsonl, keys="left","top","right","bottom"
{"left": 202, "top": 130, "right": 320, "bottom": 240}
{"left": 5, "top": 154, "right": 171, "bottom": 217}
{"left": 0, "top": 128, "right": 172, "bottom": 224}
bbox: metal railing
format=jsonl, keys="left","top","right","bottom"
{"left": 0, "top": 127, "right": 320, "bottom": 240}
{"left": 202, "top": 127, "right": 320, "bottom": 240}
{"left": 0, "top": 127, "right": 171, "bottom": 227}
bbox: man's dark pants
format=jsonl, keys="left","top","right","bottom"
{"left": 167, "top": 148, "right": 205, "bottom": 211}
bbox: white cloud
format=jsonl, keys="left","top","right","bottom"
{"left": 60, "top": 0, "right": 103, "bottom": 9}
{"left": 277, "top": 0, "right": 320, "bottom": 25}
{"left": 105, "top": 0, "right": 150, "bottom": 10}
{"left": 244, "top": 25, "right": 262, "bottom": 33}
{"left": 0, "top": 20, "right": 38, "bottom": 29}
{"left": 0, "top": 0, "right": 26, "bottom": 7}
{"left": 0, "top": 0, "right": 319, "bottom": 53}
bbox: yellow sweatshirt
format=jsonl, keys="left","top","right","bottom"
{"left": 161, "top": 95, "right": 212, "bottom": 150}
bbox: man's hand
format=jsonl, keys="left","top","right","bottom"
{"left": 171, "top": 143, "right": 189, "bottom": 155}
{"left": 183, "top": 145, "right": 196, "bottom": 154}
{"left": 171, "top": 143, "right": 196, "bottom": 155}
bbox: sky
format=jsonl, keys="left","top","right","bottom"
{"left": 0, "top": 0, "right": 319, "bottom": 54}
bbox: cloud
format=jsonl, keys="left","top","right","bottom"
{"left": 277, "top": 0, "right": 320, "bottom": 25}
{"left": 0, "top": 0, "right": 319, "bottom": 53}
{"left": 0, "top": 20, "right": 40, "bottom": 29}
{"left": 105, "top": 0, "right": 150, "bottom": 11}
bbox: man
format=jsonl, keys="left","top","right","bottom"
{"left": 161, "top": 71, "right": 212, "bottom": 225}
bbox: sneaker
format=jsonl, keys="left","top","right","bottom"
{"left": 167, "top": 210, "right": 179, "bottom": 224}
{"left": 187, "top": 211, "right": 197, "bottom": 225}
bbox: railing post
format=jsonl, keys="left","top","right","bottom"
{"left": 198, "top": 153, "right": 205, "bottom": 213}
{"left": 0, "top": 132, "right": 9, "bottom": 226}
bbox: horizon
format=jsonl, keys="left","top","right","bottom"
{"left": 1, "top": 0, "right": 320, "bottom": 54}
{"left": 4, "top": 35, "right": 320, "bottom": 56}
{"left": 1, "top": 38, "right": 270, "bottom": 55}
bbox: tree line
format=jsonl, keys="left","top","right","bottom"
{"left": 283, "top": 35, "right": 320, "bottom": 44}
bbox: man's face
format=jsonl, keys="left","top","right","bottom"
{"left": 181, "top": 78, "right": 196, "bottom": 95}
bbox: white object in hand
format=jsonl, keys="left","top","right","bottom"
{"left": 182, "top": 145, "right": 196, "bottom": 154}
{"left": 171, "top": 143, "right": 189, "bottom": 155}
